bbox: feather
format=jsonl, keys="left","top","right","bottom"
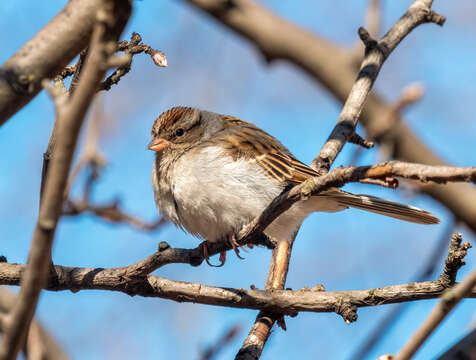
{"left": 319, "top": 190, "right": 439, "bottom": 224}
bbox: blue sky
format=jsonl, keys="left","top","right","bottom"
{"left": 1, "top": 1, "right": 475, "bottom": 359}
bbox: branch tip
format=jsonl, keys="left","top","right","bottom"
{"left": 428, "top": 10, "right": 446, "bottom": 26}
{"left": 158, "top": 241, "right": 170, "bottom": 252}
{"left": 349, "top": 132, "right": 375, "bottom": 149}
{"left": 438, "top": 233, "right": 472, "bottom": 287}
{"left": 358, "top": 26, "right": 378, "bottom": 49}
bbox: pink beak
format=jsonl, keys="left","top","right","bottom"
{"left": 148, "top": 138, "right": 171, "bottom": 152}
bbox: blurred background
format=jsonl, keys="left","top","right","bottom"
{"left": 1, "top": 0, "right": 475, "bottom": 359}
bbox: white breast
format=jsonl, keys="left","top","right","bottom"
{"left": 153, "top": 146, "right": 346, "bottom": 243}
{"left": 168, "top": 146, "right": 281, "bottom": 241}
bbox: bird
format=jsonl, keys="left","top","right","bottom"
{"left": 148, "top": 106, "right": 439, "bottom": 266}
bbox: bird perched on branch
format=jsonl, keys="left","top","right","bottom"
{"left": 149, "top": 107, "right": 438, "bottom": 266}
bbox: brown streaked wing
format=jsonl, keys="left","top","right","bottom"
{"left": 219, "top": 116, "right": 319, "bottom": 183}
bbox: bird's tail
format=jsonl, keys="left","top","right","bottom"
{"left": 320, "top": 190, "right": 439, "bottom": 225}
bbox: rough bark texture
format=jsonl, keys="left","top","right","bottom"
{"left": 0, "top": 0, "right": 109, "bottom": 125}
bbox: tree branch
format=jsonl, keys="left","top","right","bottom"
{"left": 0, "top": 287, "right": 69, "bottom": 360}
{"left": 0, "top": 232, "right": 471, "bottom": 325}
{"left": 395, "top": 268, "right": 476, "bottom": 360}
{"left": 0, "top": 2, "right": 132, "bottom": 359}
{"left": 236, "top": 240, "right": 294, "bottom": 359}
{"left": 0, "top": 265, "right": 473, "bottom": 317}
{"left": 0, "top": 0, "right": 105, "bottom": 125}
{"left": 311, "top": 0, "right": 444, "bottom": 173}
{"left": 183, "top": 0, "right": 476, "bottom": 235}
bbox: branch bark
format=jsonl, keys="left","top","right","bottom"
{"left": 0, "top": 0, "right": 107, "bottom": 125}
{"left": 235, "top": 240, "right": 294, "bottom": 359}
{"left": 0, "top": 2, "right": 132, "bottom": 359}
{"left": 311, "top": 1, "right": 445, "bottom": 173}
{"left": 0, "top": 263, "right": 474, "bottom": 315}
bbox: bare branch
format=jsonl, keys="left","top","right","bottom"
{"left": 350, "top": 221, "right": 456, "bottom": 360}
{"left": 311, "top": 1, "right": 445, "bottom": 173}
{"left": 395, "top": 268, "right": 476, "bottom": 360}
{"left": 236, "top": 240, "right": 294, "bottom": 359}
{"left": 183, "top": 0, "right": 476, "bottom": 234}
{"left": 0, "top": 2, "right": 132, "bottom": 359}
{"left": 99, "top": 32, "right": 167, "bottom": 91}
{"left": 0, "top": 0, "right": 107, "bottom": 125}
{"left": 63, "top": 199, "right": 169, "bottom": 232}
{"left": 365, "top": 0, "right": 382, "bottom": 38}
{"left": 0, "top": 287, "right": 69, "bottom": 360}
{"left": 0, "top": 264, "right": 473, "bottom": 316}
{"left": 201, "top": 324, "right": 242, "bottom": 360}
{"left": 438, "top": 233, "right": 472, "bottom": 287}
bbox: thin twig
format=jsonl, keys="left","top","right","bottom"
{"left": 63, "top": 199, "right": 169, "bottom": 232}
{"left": 201, "top": 324, "right": 242, "bottom": 360}
{"left": 99, "top": 32, "right": 167, "bottom": 91}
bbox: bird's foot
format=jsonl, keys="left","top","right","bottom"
{"left": 228, "top": 234, "right": 245, "bottom": 260}
{"left": 200, "top": 241, "right": 225, "bottom": 267}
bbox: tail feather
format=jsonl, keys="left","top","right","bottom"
{"left": 321, "top": 191, "right": 439, "bottom": 225}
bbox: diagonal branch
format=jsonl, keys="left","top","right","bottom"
{"left": 183, "top": 0, "right": 476, "bottom": 235}
{"left": 395, "top": 267, "right": 476, "bottom": 360}
{"left": 0, "top": 2, "right": 132, "bottom": 359}
{"left": 0, "top": 287, "right": 69, "bottom": 360}
{"left": 0, "top": 0, "right": 105, "bottom": 125}
{"left": 311, "top": 1, "right": 445, "bottom": 173}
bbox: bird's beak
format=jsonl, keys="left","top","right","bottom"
{"left": 148, "top": 138, "right": 171, "bottom": 152}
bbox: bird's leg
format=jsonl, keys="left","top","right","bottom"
{"left": 200, "top": 241, "right": 225, "bottom": 267}
{"left": 228, "top": 234, "right": 245, "bottom": 260}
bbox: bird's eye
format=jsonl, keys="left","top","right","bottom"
{"left": 175, "top": 128, "right": 184, "bottom": 137}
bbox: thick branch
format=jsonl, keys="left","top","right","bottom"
{"left": 0, "top": 263, "right": 474, "bottom": 314}
{"left": 0, "top": 2, "right": 132, "bottom": 359}
{"left": 0, "top": 0, "right": 104, "bottom": 125}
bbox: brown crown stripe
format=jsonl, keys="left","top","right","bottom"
{"left": 154, "top": 106, "right": 195, "bottom": 133}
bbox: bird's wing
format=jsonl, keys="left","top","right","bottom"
{"left": 215, "top": 115, "right": 319, "bottom": 184}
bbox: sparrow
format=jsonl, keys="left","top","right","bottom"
{"left": 148, "top": 107, "right": 439, "bottom": 266}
